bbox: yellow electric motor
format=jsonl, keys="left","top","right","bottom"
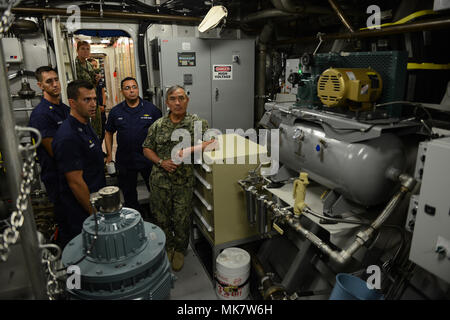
{"left": 317, "top": 68, "right": 383, "bottom": 110}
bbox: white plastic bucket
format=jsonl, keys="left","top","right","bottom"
{"left": 215, "top": 247, "right": 250, "bottom": 300}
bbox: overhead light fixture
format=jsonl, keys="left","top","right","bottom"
{"left": 198, "top": 5, "right": 228, "bottom": 33}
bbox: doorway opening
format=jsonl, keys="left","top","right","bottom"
{"left": 72, "top": 30, "right": 136, "bottom": 111}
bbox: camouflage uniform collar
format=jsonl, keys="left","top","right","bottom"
{"left": 163, "top": 113, "right": 193, "bottom": 128}
{"left": 76, "top": 57, "right": 93, "bottom": 69}
{"left": 76, "top": 56, "right": 87, "bottom": 65}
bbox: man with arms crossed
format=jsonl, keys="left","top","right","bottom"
{"left": 52, "top": 80, "right": 106, "bottom": 248}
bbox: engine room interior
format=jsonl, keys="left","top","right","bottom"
{"left": 0, "top": 0, "right": 449, "bottom": 305}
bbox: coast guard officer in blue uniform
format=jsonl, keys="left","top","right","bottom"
{"left": 105, "top": 77, "right": 162, "bottom": 215}
{"left": 52, "top": 80, "right": 106, "bottom": 248}
{"left": 28, "top": 66, "right": 70, "bottom": 222}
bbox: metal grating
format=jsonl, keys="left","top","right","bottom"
{"left": 149, "top": 272, "right": 172, "bottom": 300}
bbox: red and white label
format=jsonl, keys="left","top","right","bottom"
{"left": 213, "top": 65, "right": 232, "bottom": 80}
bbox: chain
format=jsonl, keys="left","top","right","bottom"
{"left": 0, "top": 144, "right": 36, "bottom": 262}
{"left": 0, "top": 0, "right": 20, "bottom": 35}
{"left": 0, "top": 125, "right": 67, "bottom": 299}
{"left": 40, "top": 242, "right": 65, "bottom": 300}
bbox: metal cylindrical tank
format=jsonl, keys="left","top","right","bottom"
{"left": 278, "top": 121, "right": 406, "bottom": 206}
{"left": 62, "top": 187, "right": 173, "bottom": 300}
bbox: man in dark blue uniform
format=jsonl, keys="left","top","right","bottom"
{"left": 52, "top": 80, "right": 106, "bottom": 248}
{"left": 105, "top": 77, "right": 162, "bottom": 214}
{"left": 28, "top": 66, "right": 70, "bottom": 224}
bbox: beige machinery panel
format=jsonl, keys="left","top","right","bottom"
{"left": 193, "top": 134, "right": 268, "bottom": 245}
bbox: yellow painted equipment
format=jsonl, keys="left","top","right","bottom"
{"left": 317, "top": 68, "right": 383, "bottom": 110}
{"left": 293, "top": 172, "right": 309, "bottom": 216}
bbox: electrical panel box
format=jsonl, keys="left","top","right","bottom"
{"left": 154, "top": 38, "right": 254, "bottom": 132}
{"left": 1, "top": 38, "right": 23, "bottom": 63}
{"left": 409, "top": 137, "right": 450, "bottom": 283}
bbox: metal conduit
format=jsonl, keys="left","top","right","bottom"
{"left": 272, "top": 174, "right": 415, "bottom": 265}
{"left": 276, "top": 18, "right": 450, "bottom": 44}
{"left": 12, "top": 7, "right": 202, "bottom": 24}
{"left": 251, "top": 254, "right": 288, "bottom": 300}
{"left": 239, "top": 173, "right": 415, "bottom": 266}
{"left": 327, "top": 0, "right": 355, "bottom": 33}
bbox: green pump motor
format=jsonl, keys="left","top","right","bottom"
{"left": 62, "top": 186, "right": 174, "bottom": 300}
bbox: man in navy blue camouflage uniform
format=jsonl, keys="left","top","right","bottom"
{"left": 28, "top": 66, "right": 70, "bottom": 229}
{"left": 105, "top": 77, "right": 161, "bottom": 215}
{"left": 52, "top": 80, "right": 106, "bottom": 248}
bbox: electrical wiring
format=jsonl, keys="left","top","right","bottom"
{"left": 304, "top": 206, "right": 371, "bottom": 225}
{"left": 374, "top": 100, "right": 436, "bottom": 134}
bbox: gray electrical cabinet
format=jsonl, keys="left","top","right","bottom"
{"left": 409, "top": 136, "right": 450, "bottom": 283}
{"left": 153, "top": 37, "right": 255, "bottom": 132}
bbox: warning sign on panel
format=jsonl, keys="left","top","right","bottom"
{"left": 213, "top": 65, "right": 232, "bottom": 80}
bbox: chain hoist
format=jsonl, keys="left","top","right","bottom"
{"left": 0, "top": 0, "right": 20, "bottom": 35}
{"left": 0, "top": 126, "right": 41, "bottom": 262}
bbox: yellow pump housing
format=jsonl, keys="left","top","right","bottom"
{"left": 317, "top": 68, "right": 383, "bottom": 110}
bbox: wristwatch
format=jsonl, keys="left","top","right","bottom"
{"left": 157, "top": 159, "right": 163, "bottom": 167}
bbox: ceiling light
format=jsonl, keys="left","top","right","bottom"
{"left": 198, "top": 5, "right": 228, "bottom": 33}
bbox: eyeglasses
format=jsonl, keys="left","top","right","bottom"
{"left": 168, "top": 95, "right": 186, "bottom": 102}
{"left": 123, "top": 85, "right": 138, "bottom": 91}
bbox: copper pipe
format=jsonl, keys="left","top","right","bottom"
{"left": 276, "top": 18, "right": 450, "bottom": 45}
{"left": 327, "top": 0, "right": 354, "bottom": 33}
{"left": 12, "top": 7, "right": 202, "bottom": 24}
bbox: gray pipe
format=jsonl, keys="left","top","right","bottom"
{"left": 0, "top": 42, "right": 48, "bottom": 299}
{"left": 43, "top": 17, "right": 52, "bottom": 66}
{"left": 257, "top": 195, "right": 268, "bottom": 234}
{"left": 256, "top": 173, "right": 415, "bottom": 265}
{"left": 13, "top": 7, "right": 202, "bottom": 24}
{"left": 255, "top": 23, "right": 274, "bottom": 123}
{"left": 276, "top": 175, "right": 415, "bottom": 265}
{"left": 245, "top": 186, "right": 256, "bottom": 225}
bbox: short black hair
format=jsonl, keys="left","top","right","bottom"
{"left": 35, "top": 66, "right": 57, "bottom": 82}
{"left": 121, "top": 77, "right": 137, "bottom": 89}
{"left": 76, "top": 40, "right": 90, "bottom": 51}
{"left": 166, "top": 85, "right": 186, "bottom": 99}
{"left": 67, "top": 80, "right": 94, "bottom": 100}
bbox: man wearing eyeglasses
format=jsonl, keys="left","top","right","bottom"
{"left": 104, "top": 77, "right": 162, "bottom": 215}
{"left": 142, "top": 85, "right": 215, "bottom": 271}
